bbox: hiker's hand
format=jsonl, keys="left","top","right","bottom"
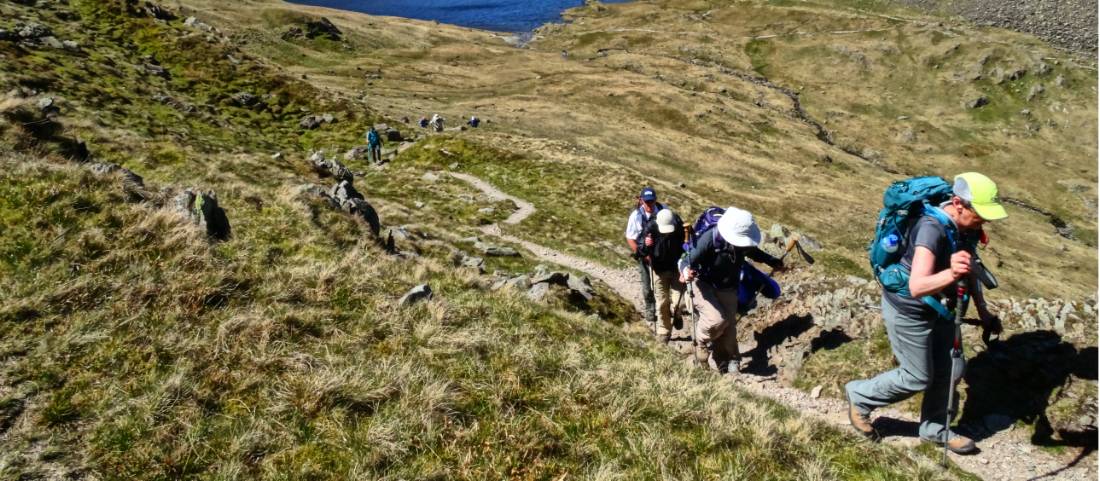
{"left": 979, "top": 310, "right": 1003, "bottom": 335}
{"left": 770, "top": 259, "right": 786, "bottom": 272}
{"left": 950, "top": 251, "right": 972, "bottom": 279}
{"left": 681, "top": 269, "right": 696, "bottom": 283}
{"left": 644, "top": 234, "right": 653, "bottom": 247}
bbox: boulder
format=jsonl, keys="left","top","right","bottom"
{"left": 398, "top": 284, "right": 432, "bottom": 306}
{"left": 460, "top": 255, "right": 485, "bottom": 273}
{"left": 305, "top": 17, "right": 342, "bottom": 40}
{"left": 475, "top": 241, "right": 519, "bottom": 257}
{"left": 183, "top": 17, "right": 214, "bottom": 32}
{"left": 526, "top": 282, "right": 552, "bottom": 302}
{"left": 17, "top": 23, "right": 51, "bottom": 40}
{"left": 566, "top": 274, "right": 595, "bottom": 301}
{"left": 89, "top": 162, "right": 145, "bottom": 200}
{"left": 174, "top": 189, "right": 231, "bottom": 240}
{"left": 342, "top": 198, "right": 380, "bottom": 236}
{"left": 310, "top": 152, "right": 352, "bottom": 182}
{"left": 344, "top": 146, "right": 369, "bottom": 161}
{"left": 143, "top": 63, "right": 170, "bottom": 79}
{"left": 37, "top": 97, "right": 60, "bottom": 118}
{"left": 299, "top": 115, "right": 323, "bottom": 130}
{"left": 965, "top": 96, "right": 989, "bottom": 109}
{"left": 144, "top": 2, "right": 178, "bottom": 21}
{"left": 330, "top": 180, "right": 363, "bottom": 204}
{"left": 232, "top": 91, "right": 259, "bottom": 108}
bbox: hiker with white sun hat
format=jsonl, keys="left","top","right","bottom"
{"left": 679, "top": 206, "right": 784, "bottom": 377}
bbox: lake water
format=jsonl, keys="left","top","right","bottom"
{"left": 288, "top": 0, "right": 629, "bottom": 32}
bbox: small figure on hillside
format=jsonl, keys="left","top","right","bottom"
{"left": 636, "top": 208, "right": 687, "bottom": 344}
{"left": 561, "top": 49, "right": 568, "bottom": 59}
{"left": 679, "top": 207, "right": 783, "bottom": 376}
{"left": 401, "top": 116, "right": 410, "bottom": 124}
{"left": 366, "top": 125, "right": 384, "bottom": 164}
{"left": 624, "top": 187, "right": 665, "bottom": 328}
{"left": 845, "top": 172, "right": 1007, "bottom": 455}
{"left": 418, "top": 116, "right": 429, "bottom": 129}
{"left": 468, "top": 116, "right": 480, "bottom": 128}
{"left": 431, "top": 113, "right": 445, "bottom": 132}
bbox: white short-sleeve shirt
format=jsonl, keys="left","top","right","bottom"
{"left": 624, "top": 207, "right": 657, "bottom": 240}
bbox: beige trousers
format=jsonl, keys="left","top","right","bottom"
{"left": 653, "top": 270, "right": 685, "bottom": 337}
{"left": 692, "top": 281, "right": 741, "bottom": 366}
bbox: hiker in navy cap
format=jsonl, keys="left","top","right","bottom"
{"left": 625, "top": 186, "right": 664, "bottom": 326}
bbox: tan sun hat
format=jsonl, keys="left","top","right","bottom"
{"left": 656, "top": 209, "right": 676, "bottom": 234}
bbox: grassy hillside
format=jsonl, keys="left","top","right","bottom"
{"left": 0, "top": 0, "right": 992, "bottom": 479}
{"left": 197, "top": 0, "right": 1099, "bottom": 300}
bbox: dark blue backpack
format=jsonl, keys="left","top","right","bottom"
{"left": 870, "top": 176, "right": 955, "bottom": 292}
{"left": 685, "top": 206, "right": 726, "bottom": 252}
{"left": 738, "top": 263, "right": 781, "bottom": 314}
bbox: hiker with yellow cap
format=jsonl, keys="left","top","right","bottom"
{"left": 846, "top": 173, "right": 1007, "bottom": 455}
{"left": 637, "top": 208, "right": 688, "bottom": 344}
{"left": 679, "top": 206, "right": 784, "bottom": 376}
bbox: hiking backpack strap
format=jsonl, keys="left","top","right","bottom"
{"left": 919, "top": 204, "right": 961, "bottom": 320}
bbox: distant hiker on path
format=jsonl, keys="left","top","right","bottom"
{"left": 636, "top": 208, "right": 687, "bottom": 344}
{"left": 624, "top": 187, "right": 664, "bottom": 326}
{"left": 846, "top": 172, "right": 1007, "bottom": 455}
{"left": 431, "top": 113, "right": 444, "bottom": 132}
{"left": 679, "top": 207, "right": 783, "bottom": 376}
{"left": 366, "top": 125, "right": 383, "bottom": 164}
{"left": 468, "top": 116, "right": 480, "bottom": 128}
{"left": 419, "top": 116, "right": 429, "bottom": 129}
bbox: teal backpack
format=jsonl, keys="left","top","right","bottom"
{"left": 869, "top": 177, "right": 956, "bottom": 296}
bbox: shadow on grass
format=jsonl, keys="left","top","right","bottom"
{"left": 959, "top": 330, "right": 1097, "bottom": 468}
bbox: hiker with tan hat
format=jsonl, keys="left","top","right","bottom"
{"left": 636, "top": 208, "right": 688, "bottom": 344}
{"left": 625, "top": 187, "right": 665, "bottom": 326}
{"left": 846, "top": 172, "right": 1007, "bottom": 455}
{"left": 679, "top": 206, "right": 784, "bottom": 376}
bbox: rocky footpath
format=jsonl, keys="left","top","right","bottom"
{"left": 895, "top": 0, "right": 1097, "bottom": 53}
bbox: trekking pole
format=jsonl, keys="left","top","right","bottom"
{"left": 648, "top": 263, "right": 657, "bottom": 334}
{"left": 943, "top": 279, "right": 969, "bottom": 467}
{"left": 686, "top": 280, "right": 698, "bottom": 367}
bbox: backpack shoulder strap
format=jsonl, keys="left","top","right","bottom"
{"left": 923, "top": 205, "right": 957, "bottom": 253}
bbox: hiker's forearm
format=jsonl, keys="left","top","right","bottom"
{"left": 627, "top": 239, "right": 639, "bottom": 254}
{"left": 744, "top": 247, "right": 780, "bottom": 268}
{"left": 909, "top": 269, "right": 956, "bottom": 298}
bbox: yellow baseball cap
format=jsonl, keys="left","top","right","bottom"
{"left": 954, "top": 172, "right": 1007, "bottom": 221}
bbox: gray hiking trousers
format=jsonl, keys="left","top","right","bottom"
{"left": 638, "top": 259, "right": 656, "bottom": 323}
{"left": 846, "top": 297, "right": 961, "bottom": 443}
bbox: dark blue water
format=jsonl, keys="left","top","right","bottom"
{"left": 288, "top": 0, "right": 629, "bottom": 32}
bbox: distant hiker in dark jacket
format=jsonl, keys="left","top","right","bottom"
{"left": 679, "top": 207, "right": 782, "bottom": 375}
{"left": 366, "top": 126, "right": 383, "bottom": 164}
{"left": 624, "top": 186, "right": 664, "bottom": 326}
{"left": 637, "top": 208, "right": 686, "bottom": 344}
{"left": 845, "top": 173, "right": 1006, "bottom": 454}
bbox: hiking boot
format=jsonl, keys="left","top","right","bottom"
{"left": 925, "top": 434, "right": 978, "bottom": 455}
{"left": 846, "top": 392, "right": 879, "bottom": 441}
{"left": 693, "top": 343, "right": 711, "bottom": 368}
{"left": 672, "top": 314, "right": 683, "bottom": 331}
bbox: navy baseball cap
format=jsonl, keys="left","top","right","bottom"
{"left": 639, "top": 187, "right": 657, "bottom": 201}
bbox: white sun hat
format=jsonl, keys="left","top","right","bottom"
{"left": 716, "top": 206, "right": 761, "bottom": 247}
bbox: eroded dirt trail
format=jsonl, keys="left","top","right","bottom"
{"left": 448, "top": 171, "right": 1093, "bottom": 481}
